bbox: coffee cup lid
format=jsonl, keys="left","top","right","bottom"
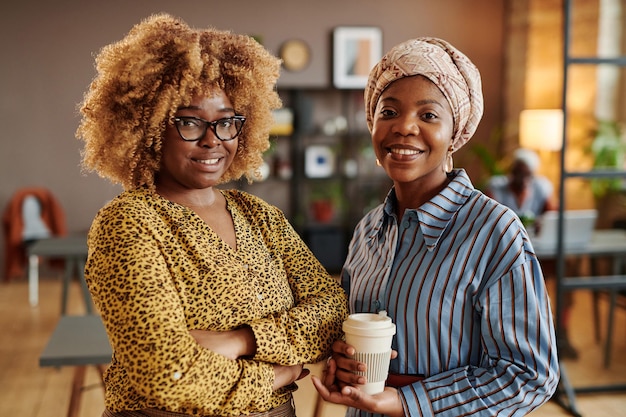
{"left": 343, "top": 311, "right": 396, "bottom": 336}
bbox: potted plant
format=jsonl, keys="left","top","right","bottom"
{"left": 309, "top": 180, "right": 343, "bottom": 223}
{"left": 590, "top": 119, "right": 626, "bottom": 228}
{"left": 469, "top": 125, "right": 506, "bottom": 191}
{"left": 591, "top": 119, "right": 625, "bottom": 196}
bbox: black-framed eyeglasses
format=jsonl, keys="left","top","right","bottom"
{"left": 172, "top": 115, "right": 246, "bottom": 141}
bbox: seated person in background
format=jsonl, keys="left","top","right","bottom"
{"left": 485, "top": 147, "right": 557, "bottom": 228}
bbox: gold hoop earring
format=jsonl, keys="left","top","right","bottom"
{"left": 444, "top": 146, "right": 454, "bottom": 173}
{"left": 376, "top": 158, "right": 382, "bottom": 167}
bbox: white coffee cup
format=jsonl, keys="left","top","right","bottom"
{"left": 342, "top": 311, "right": 396, "bottom": 395}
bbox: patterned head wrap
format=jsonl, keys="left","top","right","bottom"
{"left": 364, "top": 37, "right": 484, "bottom": 150}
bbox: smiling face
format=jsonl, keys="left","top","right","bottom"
{"left": 371, "top": 75, "right": 454, "bottom": 193}
{"left": 157, "top": 90, "right": 239, "bottom": 193}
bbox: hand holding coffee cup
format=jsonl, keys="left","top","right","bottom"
{"left": 342, "top": 311, "right": 396, "bottom": 395}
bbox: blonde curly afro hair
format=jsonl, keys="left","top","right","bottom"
{"left": 76, "top": 13, "right": 282, "bottom": 190}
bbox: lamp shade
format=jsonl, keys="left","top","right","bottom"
{"left": 519, "top": 109, "right": 564, "bottom": 151}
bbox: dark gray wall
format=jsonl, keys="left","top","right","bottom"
{"left": 0, "top": 0, "right": 505, "bottom": 273}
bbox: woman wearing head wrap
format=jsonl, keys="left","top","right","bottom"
{"left": 312, "top": 38, "right": 559, "bottom": 416}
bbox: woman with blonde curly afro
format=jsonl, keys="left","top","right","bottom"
{"left": 76, "top": 13, "right": 347, "bottom": 417}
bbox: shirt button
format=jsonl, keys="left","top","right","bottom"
{"left": 257, "top": 293, "right": 263, "bottom": 300}
{"left": 403, "top": 220, "right": 410, "bottom": 228}
{"left": 173, "top": 371, "right": 182, "bottom": 380}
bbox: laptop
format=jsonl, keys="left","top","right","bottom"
{"left": 531, "top": 209, "right": 598, "bottom": 251}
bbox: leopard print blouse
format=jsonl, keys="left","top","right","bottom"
{"left": 85, "top": 187, "right": 348, "bottom": 416}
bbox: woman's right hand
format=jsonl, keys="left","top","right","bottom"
{"left": 324, "top": 340, "right": 398, "bottom": 388}
{"left": 311, "top": 340, "right": 403, "bottom": 417}
{"left": 330, "top": 340, "right": 368, "bottom": 387}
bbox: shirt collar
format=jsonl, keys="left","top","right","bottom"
{"left": 380, "top": 169, "right": 475, "bottom": 250}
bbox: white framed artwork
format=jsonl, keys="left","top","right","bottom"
{"left": 333, "top": 26, "right": 383, "bottom": 89}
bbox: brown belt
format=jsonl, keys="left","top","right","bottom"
{"left": 385, "top": 372, "right": 425, "bottom": 388}
{"left": 243, "top": 401, "right": 295, "bottom": 417}
{"left": 102, "top": 400, "right": 295, "bottom": 417}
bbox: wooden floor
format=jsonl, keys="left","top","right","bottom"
{"left": 0, "top": 273, "right": 624, "bottom": 417}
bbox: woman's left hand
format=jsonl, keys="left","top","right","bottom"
{"left": 311, "top": 362, "right": 404, "bottom": 417}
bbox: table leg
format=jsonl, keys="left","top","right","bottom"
{"left": 28, "top": 254, "right": 39, "bottom": 307}
{"left": 603, "top": 256, "right": 624, "bottom": 368}
{"left": 604, "top": 292, "right": 616, "bottom": 369}
{"left": 76, "top": 258, "right": 93, "bottom": 314}
{"left": 61, "top": 258, "right": 76, "bottom": 315}
{"left": 67, "top": 366, "right": 86, "bottom": 417}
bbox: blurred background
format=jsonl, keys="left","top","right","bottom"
{"left": 1, "top": 1, "right": 625, "bottom": 416}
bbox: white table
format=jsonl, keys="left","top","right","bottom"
{"left": 27, "top": 235, "right": 90, "bottom": 313}
{"left": 532, "top": 229, "right": 626, "bottom": 369}
{"left": 532, "top": 229, "right": 626, "bottom": 259}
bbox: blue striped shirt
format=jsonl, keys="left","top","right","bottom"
{"left": 342, "top": 169, "right": 559, "bottom": 417}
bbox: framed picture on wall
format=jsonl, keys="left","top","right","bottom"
{"left": 332, "top": 26, "right": 382, "bottom": 89}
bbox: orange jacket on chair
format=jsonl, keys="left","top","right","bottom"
{"left": 2, "top": 187, "right": 67, "bottom": 281}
